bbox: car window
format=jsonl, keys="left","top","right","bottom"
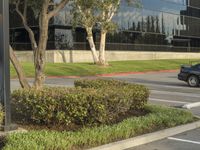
{"left": 192, "top": 64, "right": 200, "bottom": 70}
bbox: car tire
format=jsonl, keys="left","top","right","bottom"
{"left": 187, "top": 75, "right": 199, "bottom": 87}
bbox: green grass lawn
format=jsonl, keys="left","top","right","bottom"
{"left": 10, "top": 59, "right": 195, "bottom": 78}
{"left": 3, "top": 105, "right": 196, "bottom": 150}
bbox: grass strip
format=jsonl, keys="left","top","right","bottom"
{"left": 10, "top": 59, "right": 196, "bottom": 78}
{"left": 3, "top": 105, "right": 196, "bottom": 150}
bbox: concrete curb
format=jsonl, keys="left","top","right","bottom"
{"left": 89, "top": 120, "right": 200, "bottom": 150}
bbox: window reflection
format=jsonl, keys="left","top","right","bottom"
{"left": 55, "top": 29, "right": 74, "bottom": 50}
{"left": 9, "top": 0, "right": 200, "bottom": 52}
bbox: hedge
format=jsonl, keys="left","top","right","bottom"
{"left": 11, "top": 79, "right": 149, "bottom": 127}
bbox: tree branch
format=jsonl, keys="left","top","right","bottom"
{"left": 15, "top": 0, "right": 38, "bottom": 50}
{"left": 48, "top": 0, "right": 69, "bottom": 19}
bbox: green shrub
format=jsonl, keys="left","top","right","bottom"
{"left": 12, "top": 80, "right": 149, "bottom": 127}
{"left": 75, "top": 79, "right": 149, "bottom": 110}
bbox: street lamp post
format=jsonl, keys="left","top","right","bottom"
{"left": 0, "top": 0, "right": 12, "bottom": 131}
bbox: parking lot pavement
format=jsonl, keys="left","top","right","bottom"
{"left": 128, "top": 128, "right": 200, "bottom": 150}
{"left": 10, "top": 78, "right": 74, "bottom": 91}
{"left": 108, "top": 72, "right": 200, "bottom": 115}
{"left": 191, "top": 107, "right": 200, "bottom": 117}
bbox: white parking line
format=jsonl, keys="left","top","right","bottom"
{"left": 182, "top": 102, "right": 200, "bottom": 109}
{"left": 151, "top": 90, "right": 200, "bottom": 98}
{"left": 168, "top": 137, "right": 200, "bottom": 145}
{"left": 150, "top": 98, "right": 200, "bottom": 109}
{"left": 134, "top": 82, "right": 200, "bottom": 91}
{"left": 133, "top": 82, "right": 185, "bottom": 89}
{"left": 149, "top": 98, "right": 188, "bottom": 104}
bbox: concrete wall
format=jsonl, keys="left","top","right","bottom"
{"left": 15, "top": 50, "right": 200, "bottom": 63}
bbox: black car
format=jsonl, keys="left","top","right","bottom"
{"left": 178, "top": 63, "right": 200, "bottom": 87}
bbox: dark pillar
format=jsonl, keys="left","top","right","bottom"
{"left": 0, "top": 0, "right": 12, "bottom": 131}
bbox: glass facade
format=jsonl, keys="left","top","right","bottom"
{"left": 9, "top": 0, "right": 200, "bottom": 52}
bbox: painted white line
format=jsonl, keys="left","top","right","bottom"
{"left": 134, "top": 82, "right": 200, "bottom": 91}
{"left": 134, "top": 82, "right": 185, "bottom": 89}
{"left": 149, "top": 98, "right": 188, "bottom": 104}
{"left": 151, "top": 90, "right": 200, "bottom": 98}
{"left": 182, "top": 102, "right": 200, "bottom": 109}
{"left": 168, "top": 137, "right": 200, "bottom": 145}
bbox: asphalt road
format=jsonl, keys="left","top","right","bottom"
{"left": 11, "top": 71, "right": 200, "bottom": 150}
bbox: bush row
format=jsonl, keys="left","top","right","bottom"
{"left": 12, "top": 79, "right": 149, "bottom": 126}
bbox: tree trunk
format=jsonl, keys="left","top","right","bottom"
{"left": 34, "top": 48, "right": 46, "bottom": 89}
{"left": 33, "top": 10, "right": 49, "bottom": 89}
{"left": 86, "top": 27, "right": 99, "bottom": 64}
{"left": 99, "top": 30, "right": 108, "bottom": 66}
{"left": 9, "top": 46, "right": 30, "bottom": 89}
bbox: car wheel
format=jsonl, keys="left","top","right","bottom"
{"left": 187, "top": 75, "right": 199, "bottom": 87}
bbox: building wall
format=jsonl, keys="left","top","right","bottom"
{"left": 15, "top": 50, "right": 200, "bottom": 63}
{"left": 10, "top": 0, "right": 200, "bottom": 52}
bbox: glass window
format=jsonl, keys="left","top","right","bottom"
{"left": 55, "top": 29, "right": 74, "bottom": 49}
{"left": 54, "top": 3, "right": 73, "bottom": 25}
{"left": 188, "top": 0, "right": 200, "bottom": 9}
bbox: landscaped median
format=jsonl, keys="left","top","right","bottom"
{"left": 3, "top": 105, "right": 197, "bottom": 150}
{"left": 1, "top": 79, "right": 198, "bottom": 150}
